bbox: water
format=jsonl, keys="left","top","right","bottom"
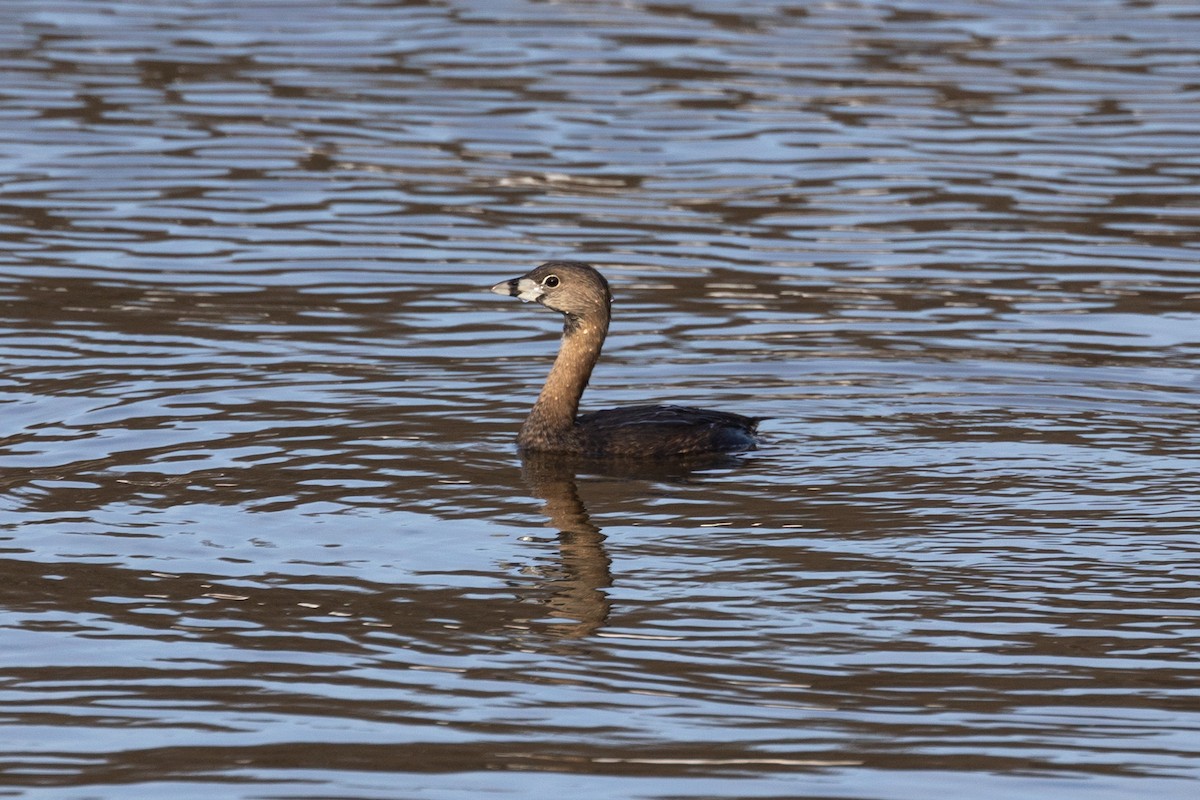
{"left": 2, "top": 1, "right": 1199, "bottom": 797}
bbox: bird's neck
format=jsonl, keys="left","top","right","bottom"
{"left": 519, "top": 315, "right": 608, "bottom": 445}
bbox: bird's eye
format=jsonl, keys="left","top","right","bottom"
{"left": 542, "top": 275, "right": 560, "bottom": 288}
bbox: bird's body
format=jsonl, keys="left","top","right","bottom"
{"left": 491, "top": 261, "right": 760, "bottom": 459}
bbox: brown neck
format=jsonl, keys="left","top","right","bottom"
{"left": 519, "top": 314, "right": 608, "bottom": 446}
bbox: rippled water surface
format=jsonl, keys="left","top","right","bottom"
{"left": 3, "top": 1, "right": 1200, "bottom": 797}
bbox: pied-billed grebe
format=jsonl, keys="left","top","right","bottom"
{"left": 491, "top": 261, "right": 760, "bottom": 458}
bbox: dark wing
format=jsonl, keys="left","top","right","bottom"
{"left": 576, "top": 405, "right": 760, "bottom": 457}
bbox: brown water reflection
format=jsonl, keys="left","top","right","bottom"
{"left": 3, "top": 0, "right": 1200, "bottom": 797}
{"left": 519, "top": 455, "right": 614, "bottom": 639}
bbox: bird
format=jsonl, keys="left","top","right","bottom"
{"left": 490, "top": 261, "right": 760, "bottom": 458}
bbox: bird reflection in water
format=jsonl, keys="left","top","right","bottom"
{"left": 518, "top": 453, "right": 612, "bottom": 639}
{"left": 516, "top": 451, "right": 752, "bottom": 639}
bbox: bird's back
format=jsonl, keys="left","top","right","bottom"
{"left": 575, "top": 404, "right": 760, "bottom": 458}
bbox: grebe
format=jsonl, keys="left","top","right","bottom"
{"left": 491, "top": 261, "right": 759, "bottom": 458}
